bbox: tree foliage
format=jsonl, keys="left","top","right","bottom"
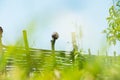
{"left": 104, "top": 1, "right": 120, "bottom": 45}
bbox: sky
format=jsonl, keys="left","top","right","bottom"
{"left": 0, "top": 0, "right": 118, "bottom": 55}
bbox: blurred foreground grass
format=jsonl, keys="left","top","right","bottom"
{"left": 0, "top": 30, "right": 119, "bottom": 80}
{"left": 0, "top": 46, "right": 120, "bottom": 80}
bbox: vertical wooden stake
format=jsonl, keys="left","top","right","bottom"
{"left": 51, "top": 39, "right": 55, "bottom": 52}
{"left": 23, "top": 30, "right": 29, "bottom": 50}
{"left": 88, "top": 48, "right": 91, "bottom": 56}
{"left": 23, "top": 30, "right": 31, "bottom": 78}
{"left": 114, "top": 51, "right": 116, "bottom": 57}
{"left": 71, "top": 32, "right": 78, "bottom": 51}
{"left": 106, "top": 51, "right": 108, "bottom": 57}
{"left": 114, "top": 51, "right": 116, "bottom": 63}
{"left": 0, "top": 27, "right": 3, "bottom": 53}
{"left": 51, "top": 32, "right": 59, "bottom": 54}
{"left": 105, "top": 51, "right": 108, "bottom": 63}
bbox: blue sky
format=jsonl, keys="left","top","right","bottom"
{"left": 0, "top": 0, "right": 118, "bottom": 55}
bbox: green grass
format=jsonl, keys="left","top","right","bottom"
{"left": 0, "top": 47, "right": 120, "bottom": 80}
{"left": 0, "top": 30, "right": 119, "bottom": 80}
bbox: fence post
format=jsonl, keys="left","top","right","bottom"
{"left": 0, "top": 27, "right": 3, "bottom": 53}
{"left": 71, "top": 32, "right": 78, "bottom": 51}
{"left": 71, "top": 32, "right": 78, "bottom": 63}
{"left": 51, "top": 32, "right": 59, "bottom": 53}
{"left": 23, "top": 30, "right": 29, "bottom": 50}
{"left": 105, "top": 51, "right": 108, "bottom": 63}
{"left": 23, "top": 30, "right": 31, "bottom": 79}
{"left": 114, "top": 51, "right": 117, "bottom": 63}
{"left": 88, "top": 48, "right": 91, "bottom": 56}
{"left": 0, "top": 27, "right": 6, "bottom": 77}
